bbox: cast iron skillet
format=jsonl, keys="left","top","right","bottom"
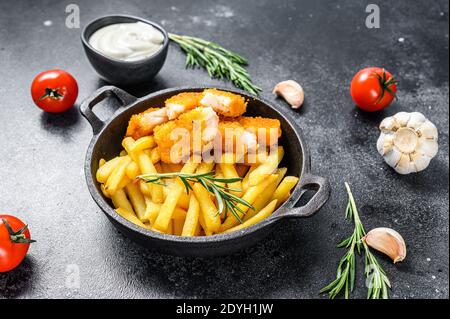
{"left": 80, "top": 86, "right": 330, "bottom": 257}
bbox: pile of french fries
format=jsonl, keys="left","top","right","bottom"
{"left": 96, "top": 136, "right": 299, "bottom": 236}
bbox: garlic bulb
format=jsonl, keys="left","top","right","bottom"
{"left": 273, "top": 80, "right": 304, "bottom": 109}
{"left": 377, "top": 112, "right": 438, "bottom": 174}
{"left": 363, "top": 228, "right": 406, "bottom": 263}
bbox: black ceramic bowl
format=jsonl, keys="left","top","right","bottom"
{"left": 81, "top": 15, "right": 169, "bottom": 86}
{"left": 80, "top": 86, "right": 330, "bottom": 256}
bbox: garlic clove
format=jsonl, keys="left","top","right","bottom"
{"left": 377, "top": 132, "right": 394, "bottom": 155}
{"left": 393, "top": 112, "right": 411, "bottom": 126}
{"left": 379, "top": 116, "right": 397, "bottom": 132}
{"left": 395, "top": 153, "right": 415, "bottom": 174}
{"left": 410, "top": 152, "right": 432, "bottom": 172}
{"left": 273, "top": 80, "right": 304, "bottom": 109}
{"left": 417, "top": 121, "right": 438, "bottom": 140}
{"left": 407, "top": 112, "right": 426, "bottom": 130}
{"left": 383, "top": 147, "right": 402, "bottom": 168}
{"left": 416, "top": 138, "right": 439, "bottom": 158}
{"left": 363, "top": 227, "right": 406, "bottom": 263}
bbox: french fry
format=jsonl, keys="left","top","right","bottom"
{"left": 224, "top": 200, "right": 277, "bottom": 233}
{"left": 105, "top": 156, "right": 131, "bottom": 195}
{"left": 100, "top": 184, "right": 110, "bottom": 198}
{"left": 125, "top": 182, "right": 146, "bottom": 220}
{"left": 172, "top": 207, "right": 187, "bottom": 220}
{"left": 144, "top": 196, "right": 161, "bottom": 225}
{"left": 96, "top": 156, "right": 122, "bottom": 183}
{"left": 220, "top": 174, "right": 277, "bottom": 231}
{"left": 219, "top": 163, "right": 242, "bottom": 197}
{"left": 153, "top": 161, "right": 198, "bottom": 232}
{"left": 173, "top": 217, "right": 185, "bottom": 236}
{"left": 119, "top": 150, "right": 127, "bottom": 156}
{"left": 99, "top": 158, "right": 106, "bottom": 167}
{"left": 193, "top": 183, "right": 221, "bottom": 233}
{"left": 182, "top": 195, "right": 200, "bottom": 237}
{"left": 115, "top": 207, "right": 148, "bottom": 228}
{"left": 122, "top": 137, "right": 137, "bottom": 161}
{"left": 136, "top": 151, "right": 163, "bottom": 203}
{"left": 154, "top": 162, "right": 163, "bottom": 173}
{"left": 111, "top": 188, "right": 134, "bottom": 214}
{"left": 177, "top": 192, "right": 190, "bottom": 210}
{"left": 139, "top": 180, "right": 152, "bottom": 196}
{"left": 271, "top": 176, "right": 299, "bottom": 208}
{"left": 198, "top": 206, "right": 213, "bottom": 236}
{"left": 248, "top": 146, "right": 284, "bottom": 186}
{"left": 116, "top": 176, "right": 132, "bottom": 191}
{"left": 130, "top": 136, "right": 155, "bottom": 152}
{"left": 149, "top": 147, "right": 161, "bottom": 164}
{"left": 247, "top": 167, "right": 287, "bottom": 219}
{"left": 166, "top": 220, "right": 174, "bottom": 235}
{"left": 125, "top": 161, "right": 140, "bottom": 179}
{"left": 196, "top": 161, "right": 215, "bottom": 174}
{"left": 242, "top": 165, "right": 257, "bottom": 192}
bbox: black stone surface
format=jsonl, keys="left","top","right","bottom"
{"left": 0, "top": 0, "right": 448, "bottom": 299}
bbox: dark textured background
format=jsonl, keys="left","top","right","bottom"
{"left": 0, "top": 0, "right": 448, "bottom": 299}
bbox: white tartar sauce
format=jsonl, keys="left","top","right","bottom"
{"left": 89, "top": 22, "right": 164, "bottom": 62}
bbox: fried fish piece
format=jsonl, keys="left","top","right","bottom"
{"left": 218, "top": 119, "right": 257, "bottom": 154}
{"left": 199, "top": 89, "right": 247, "bottom": 117}
{"left": 125, "top": 107, "right": 167, "bottom": 139}
{"left": 165, "top": 92, "right": 202, "bottom": 120}
{"left": 154, "top": 107, "right": 219, "bottom": 163}
{"left": 239, "top": 116, "right": 281, "bottom": 146}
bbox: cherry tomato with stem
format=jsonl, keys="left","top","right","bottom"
{"left": 31, "top": 69, "right": 78, "bottom": 113}
{"left": 350, "top": 67, "right": 398, "bottom": 112}
{"left": 0, "top": 215, "right": 35, "bottom": 272}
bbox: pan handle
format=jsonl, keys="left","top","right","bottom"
{"left": 270, "top": 173, "right": 330, "bottom": 220}
{"left": 79, "top": 86, "right": 137, "bottom": 135}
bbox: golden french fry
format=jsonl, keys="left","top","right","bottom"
{"left": 225, "top": 200, "right": 277, "bottom": 233}
{"left": 248, "top": 146, "right": 284, "bottom": 186}
{"left": 153, "top": 161, "right": 198, "bottom": 232}
{"left": 111, "top": 188, "right": 134, "bottom": 214}
{"left": 271, "top": 176, "right": 299, "bottom": 208}
{"left": 150, "top": 147, "right": 161, "bottom": 164}
{"left": 139, "top": 180, "right": 152, "bottom": 196}
{"left": 219, "top": 163, "right": 242, "bottom": 197}
{"left": 100, "top": 184, "right": 110, "bottom": 198}
{"left": 105, "top": 156, "right": 132, "bottom": 195}
{"left": 125, "top": 161, "right": 140, "bottom": 179}
{"left": 242, "top": 165, "right": 257, "bottom": 192}
{"left": 116, "top": 176, "right": 132, "bottom": 192}
{"left": 177, "top": 192, "right": 190, "bottom": 210}
{"left": 196, "top": 161, "right": 214, "bottom": 174}
{"left": 173, "top": 218, "right": 185, "bottom": 236}
{"left": 247, "top": 167, "right": 287, "bottom": 219}
{"left": 172, "top": 208, "right": 187, "bottom": 220}
{"left": 115, "top": 207, "right": 148, "bottom": 228}
{"left": 220, "top": 174, "right": 277, "bottom": 231}
{"left": 193, "top": 183, "right": 221, "bottom": 233}
{"left": 144, "top": 196, "right": 161, "bottom": 225}
{"left": 154, "top": 162, "right": 163, "bottom": 173}
{"left": 130, "top": 136, "right": 155, "bottom": 153}
{"left": 119, "top": 150, "right": 127, "bottom": 156}
{"left": 99, "top": 158, "right": 106, "bottom": 167}
{"left": 122, "top": 137, "right": 137, "bottom": 161}
{"left": 166, "top": 220, "right": 174, "bottom": 235}
{"left": 182, "top": 195, "right": 200, "bottom": 237}
{"left": 198, "top": 208, "right": 213, "bottom": 236}
{"left": 136, "top": 152, "right": 163, "bottom": 203}
{"left": 96, "top": 156, "right": 122, "bottom": 183}
{"left": 125, "top": 182, "right": 146, "bottom": 220}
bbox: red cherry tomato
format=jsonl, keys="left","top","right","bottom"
{"left": 31, "top": 69, "right": 78, "bottom": 113}
{"left": 0, "top": 215, "right": 35, "bottom": 272}
{"left": 350, "top": 67, "right": 397, "bottom": 112}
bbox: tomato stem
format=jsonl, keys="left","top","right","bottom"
{"left": 39, "top": 87, "right": 63, "bottom": 101}
{"left": 374, "top": 69, "right": 398, "bottom": 105}
{"left": 1, "top": 218, "right": 36, "bottom": 244}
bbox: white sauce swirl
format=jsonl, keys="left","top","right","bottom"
{"left": 89, "top": 22, "right": 164, "bottom": 62}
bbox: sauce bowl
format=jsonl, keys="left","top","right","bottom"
{"left": 81, "top": 15, "right": 169, "bottom": 86}
{"left": 80, "top": 86, "right": 330, "bottom": 256}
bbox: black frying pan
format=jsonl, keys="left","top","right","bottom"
{"left": 80, "top": 86, "right": 330, "bottom": 256}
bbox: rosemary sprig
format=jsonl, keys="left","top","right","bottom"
{"left": 137, "top": 171, "right": 254, "bottom": 223}
{"left": 320, "top": 182, "right": 391, "bottom": 299}
{"left": 168, "top": 33, "right": 261, "bottom": 95}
